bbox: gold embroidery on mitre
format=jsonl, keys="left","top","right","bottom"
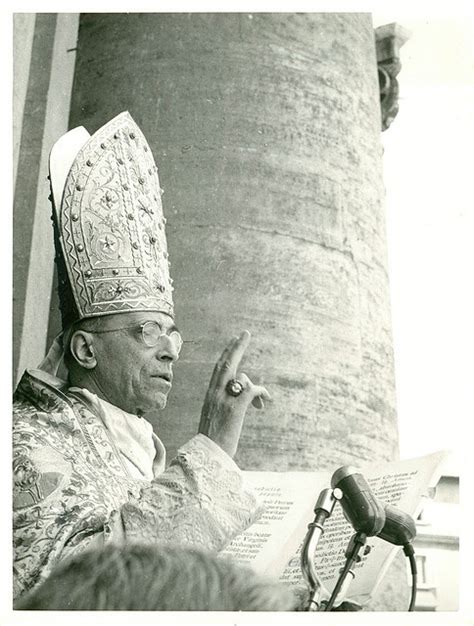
{"left": 54, "top": 112, "right": 173, "bottom": 319}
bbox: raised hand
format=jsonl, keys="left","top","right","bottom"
{"left": 198, "top": 331, "right": 271, "bottom": 458}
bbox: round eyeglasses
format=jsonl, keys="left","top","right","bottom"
{"left": 86, "top": 321, "right": 183, "bottom": 354}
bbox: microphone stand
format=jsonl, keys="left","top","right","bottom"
{"left": 323, "top": 531, "right": 369, "bottom": 611}
{"left": 300, "top": 489, "right": 372, "bottom": 612}
{"left": 300, "top": 487, "right": 342, "bottom": 611}
{"left": 301, "top": 468, "right": 417, "bottom": 611}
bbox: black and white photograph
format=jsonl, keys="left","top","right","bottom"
{"left": 4, "top": 4, "right": 473, "bottom": 625}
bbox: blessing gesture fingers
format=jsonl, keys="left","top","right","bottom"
{"left": 198, "top": 330, "right": 271, "bottom": 458}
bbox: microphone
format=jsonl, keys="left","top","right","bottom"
{"left": 329, "top": 467, "right": 419, "bottom": 612}
{"left": 379, "top": 503, "right": 417, "bottom": 546}
{"left": 331, "top": 466, "right": 386, "bottom": 536}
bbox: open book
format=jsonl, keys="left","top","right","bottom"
{"left": 221, "top": 450, "right": 448, "bottom": 607}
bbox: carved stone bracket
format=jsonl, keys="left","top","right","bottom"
{"left": 375, "top": 23, "right": 410, "bottom": 131}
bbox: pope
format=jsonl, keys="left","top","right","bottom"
{"left": 13, "top": 112, "right": 270, "bottom": 600}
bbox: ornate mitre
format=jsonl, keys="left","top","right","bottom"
{"left": 49, "top": 112, "right": 173, "bottom": 328}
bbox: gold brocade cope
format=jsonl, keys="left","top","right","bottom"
{"left": 50, "top": 111, "right": 174, "bottom": 324}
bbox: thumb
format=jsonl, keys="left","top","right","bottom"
{"left": 251, "top": 386, "right": 271, "bottom": 409}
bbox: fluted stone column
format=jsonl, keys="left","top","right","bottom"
{"left": 13, "top": 13, "right": 79, "bottom": 384}
{"left": 65, "top": 11, "right": 404, "bottom": 611}
{"left": 68, "top": 12, "right": 397, "bottom": 469}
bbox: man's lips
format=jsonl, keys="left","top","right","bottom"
{"left": 151, "top": 373, "right": 173, "bottom": 384}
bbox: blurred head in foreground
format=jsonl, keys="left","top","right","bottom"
{"left": 15, "top": 543, "right": 297, "bottom": 611}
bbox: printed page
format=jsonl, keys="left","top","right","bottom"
{"left": 278, "top": 450, "right": 449, "bottom": 605}
{"left": 221, "top": 470, "right": 330, "bottom": 576}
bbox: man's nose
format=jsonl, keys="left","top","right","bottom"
{"left": 156, "top": 335, "right": 179, "bottom": 362}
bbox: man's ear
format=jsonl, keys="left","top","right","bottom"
{"left": 69, "top": 331, "right": 97, "bottom": 369}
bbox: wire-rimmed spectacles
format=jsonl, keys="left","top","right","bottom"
{"left": 86, "top": 320, "right": 183, "bottom": 354}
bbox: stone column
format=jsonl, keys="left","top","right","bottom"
{"left": 68, "top": 13, "right": 397, "bottom": 470}
{"left": 64, "top": 11, "right": 405, "bottom": 610}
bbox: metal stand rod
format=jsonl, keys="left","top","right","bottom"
{"left": 324, "top": 531, "right": 368, "bottom": 611}
{"left": 301, "top": 487, "right": 342, "bottom": 611}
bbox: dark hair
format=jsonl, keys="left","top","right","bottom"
{"left": 15, "top": 543, "right": 297, "bottom": 611}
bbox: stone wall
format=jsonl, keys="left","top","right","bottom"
{"left": 13, "top": 13, "right": 79, "bottom": 383}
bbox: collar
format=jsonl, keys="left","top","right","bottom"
{"left": 69, "top": 387, "right": 166, "bottom": 480}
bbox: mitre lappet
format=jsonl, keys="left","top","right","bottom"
{"left": 41, "top": 111, "right": 174, "bottom": 374}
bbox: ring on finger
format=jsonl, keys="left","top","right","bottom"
{"left": 225, "top": 378, "right": 245, "bottom": 397}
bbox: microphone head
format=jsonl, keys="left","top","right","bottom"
{"left": 331, "top": 466, "right": 386, "bottom": 536}
{"left": 379, "top": 504, "right": 417, "bottom": 545}
{"left": 331, "top": 466, "right": 359, "bottom": 489}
